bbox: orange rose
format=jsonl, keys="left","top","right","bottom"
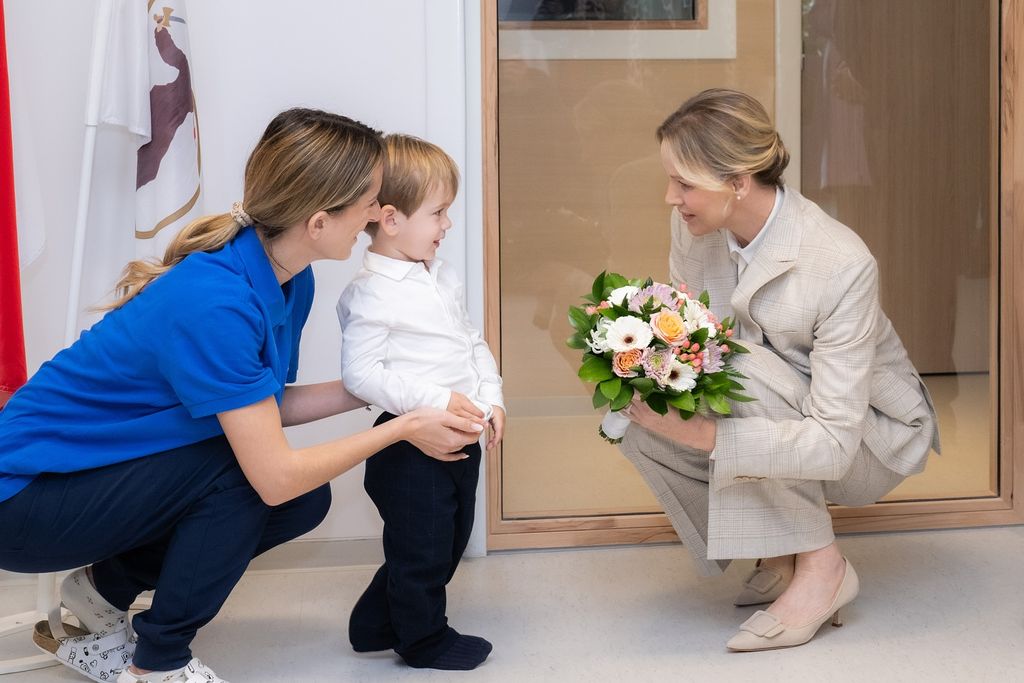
{"left": 612, "top": 349, "right": 644, "bottom": 378}
{"left": 650, "top": 310, "right": 688, "bottom": 346}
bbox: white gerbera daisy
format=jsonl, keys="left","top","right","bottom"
{"left": 606, "top": 316, "right": 653, "bottom": 352}
{"left": 664, "top": 358, "right": 698, "bottom": 392}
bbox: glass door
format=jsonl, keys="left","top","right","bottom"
{"left": 484, "top": 0, "right": 1024, "bottom": 549}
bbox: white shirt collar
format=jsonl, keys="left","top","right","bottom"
{"left": 725, "top": 186, "right": 784, "bottom": 265}
{"left": 362, "top": 250, "right": 438, "bottom": 281}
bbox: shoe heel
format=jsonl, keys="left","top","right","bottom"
{"left": 831, "top": 610, "right": 842, "bottom": 627}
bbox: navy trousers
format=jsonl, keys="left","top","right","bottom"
{"left": 348, "top": 412, "right": 481, "bottom": 666}
{"left": 0, "top": 435, "right": 331, "bottom": 671}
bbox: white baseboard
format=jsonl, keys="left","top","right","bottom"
{"left": 247, "top": 538, "right": 384, "bottom": 572}
{"left": 0, "top": 538, "right": 386, "bottom": 588}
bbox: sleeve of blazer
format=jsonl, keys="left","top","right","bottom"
{"left": 711, "top": 254, "right": 879, "bottom": 487}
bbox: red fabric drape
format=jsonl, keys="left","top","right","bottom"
{"left": 0, "top": 2, "right": 27, "bottom": 408}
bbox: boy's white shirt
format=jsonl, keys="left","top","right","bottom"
{"left": 337, "top": 250, "right": 504, "bottom": 419}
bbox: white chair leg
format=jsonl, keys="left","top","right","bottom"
{"left": 0, "top": 611, "right": 58, "bottom": 675}
{"left": 0, "top": 574, "right": 60, "bottom": 675}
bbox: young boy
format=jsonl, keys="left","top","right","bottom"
{"left": 336, "top": 134, "right": 505, "bottom": 671}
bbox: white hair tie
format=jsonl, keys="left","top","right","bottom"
{"left": 230, "top": 201, "right": 253, "bottom": 227}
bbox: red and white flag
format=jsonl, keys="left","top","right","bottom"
{"left": 0, "top": 3, "right": 27, "bottom": 407}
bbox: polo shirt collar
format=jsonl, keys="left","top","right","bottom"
{"left": 233, "top": 227, "right": 287, "bottom": 325}
{"left": 363, "top": 250, "right": 436, "bottom": 281}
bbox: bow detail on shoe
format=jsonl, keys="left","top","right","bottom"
{"left": 742, "top": 566, "right": 783, "bottom": 595}
{"left": 738, "top": 610, "right": 786, "bottom": 638}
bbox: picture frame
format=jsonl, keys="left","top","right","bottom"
{"left": 499, "top": 0, "right": 707, "bottom": 31}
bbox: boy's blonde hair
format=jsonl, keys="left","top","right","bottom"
{"left": 366, "top": 134, "right": 460, "bottom": 236}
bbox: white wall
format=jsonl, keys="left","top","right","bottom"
{"left": 7, "top": 1, "right": 486, "bottom": 550}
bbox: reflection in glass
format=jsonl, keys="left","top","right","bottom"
{"left": 497, "top": 0, "right": 776, "bottom": 519}
{"left": 801, "top": 0, "right": 998, "bottom": 500}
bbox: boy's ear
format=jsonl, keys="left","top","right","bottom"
{"left": 378, "top": 204, "right": 402, "bottom": 237}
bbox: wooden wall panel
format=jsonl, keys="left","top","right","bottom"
{"left": 801, "top": 0, "right": 995, "bottom": 374}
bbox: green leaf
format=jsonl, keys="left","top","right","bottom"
{"left": 677, "top": 407, "right": 695, "bottom": 420}
{"left": 568, "top": 306, "right": 593, "bottom": 333}
{"left": 690, "top": 328, "right": 709, "bottom": 346}
{"left": 599, "top": 308, "right": 621, "bottom": 321}
{"left": 666, "top": 391, "right": 696, "bottom": 412}
{"left": 705, "top": 393, "right": 732, "bottom": 415}
{"left": 579, "top": 355, "right": 615, "bottom": 383}
{"left": 605, "top": 272, "right": 629, "bottom": 292}
{"left": 726, "top": 340, "right": 750, "bottom": 354}
{"left": 591, "top": 271, "right": 607, "bottom": 304}
{"left": 629, "top": 377, "right": 655, "bottom": 395}
{"left": 592, "top": 385, "right": 611, "bottom": 408}
{"left": 646, "top": 394, "right": 668, "bottom": 416}
{"left": 610, "top": 384, "right": 634, "bottom": 411}
{"left": 599, "top": 378, "right": 622, "bottom": 400}
{"left": 726, "top": 390, "right": 756, "bottom": 403}
{"left": 698, "top": 290, "right": 711, "bottom": 307}
{"left": 566, "top": 333, "right": 587, "bottom": 350}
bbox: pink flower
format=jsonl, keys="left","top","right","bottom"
{"left": 641, "top": 348, "right": 675, "bottom": 385}
{"left": 702, "top": 340, "right": 724, "bottom": 373}
{"left": 628, "top": 284, "right": 681, "bottom": 313}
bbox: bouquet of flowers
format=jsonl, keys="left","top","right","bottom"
{"left": 567, "top": 272, "right": 753, "bottom": 444}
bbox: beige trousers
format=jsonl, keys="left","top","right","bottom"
{"left": 618, "top": 344, "right": 923, "bottom": 577}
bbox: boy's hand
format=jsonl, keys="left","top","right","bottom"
{"left": 446, "top": 391, "right": 485, "bottom": 421}
{"left": 487, "top": 406, "right": 506, "bottom": 450}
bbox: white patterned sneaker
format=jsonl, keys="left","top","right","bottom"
{"left": 116, "top": 659, "right": 228, "bottom": 683}
{"left": 32, "top": 619, "right": 135, "bottom": 683}
{"left": 62, "top": 567, "right": 130, "bottom": 636}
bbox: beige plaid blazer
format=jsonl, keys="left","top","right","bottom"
{"left": 670, "top": 189, "right": 941, "bottom": 490}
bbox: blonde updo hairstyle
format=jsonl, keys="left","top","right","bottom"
{"left": 107, "top": 108, "right": 384, "bottom": 309}
{"left": 656, "top": 88, "right": 789, "bottom": 192}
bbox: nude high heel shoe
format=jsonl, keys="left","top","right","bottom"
{"left": 726, "top": 559, "right": 859, "bottom": 652}
{"left": 734, "top": 558, "right": 793, "bottom": 607}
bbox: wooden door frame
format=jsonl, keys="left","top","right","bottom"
{"left": 482, "top": 0, "right": 1024, "bottom": 551}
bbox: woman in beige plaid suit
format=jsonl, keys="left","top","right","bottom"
{"left": 618, "top": 89, "right": 940, "bottom": 651}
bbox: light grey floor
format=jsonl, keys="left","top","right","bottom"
{"left": 2, "top": 526, "right": 1023, "bottom": 682}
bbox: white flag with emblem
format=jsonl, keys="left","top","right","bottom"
{"left": 96, "top": 0, "right": 201, "bottom": 260}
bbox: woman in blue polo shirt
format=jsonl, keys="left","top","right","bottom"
{"left": 0, "top": 108, "right": 484, "bottom": 683}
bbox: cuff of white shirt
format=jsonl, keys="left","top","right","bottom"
{"left": 478, "top": 383, "right": 504, "bottom": 411}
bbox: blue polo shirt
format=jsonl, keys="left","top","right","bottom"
{"left": 0, "top": 227, "right": 314, "bottom": 503}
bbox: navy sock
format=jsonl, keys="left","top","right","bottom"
{"left": 407, "top": 634, "right": 493, "bottom": 671}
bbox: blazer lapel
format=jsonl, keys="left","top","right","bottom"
{"left": 697, "top": 230, "right": 738, "bottom": 325}
{"left": 729, "top": 190, "right": 804, "bottom": 340}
